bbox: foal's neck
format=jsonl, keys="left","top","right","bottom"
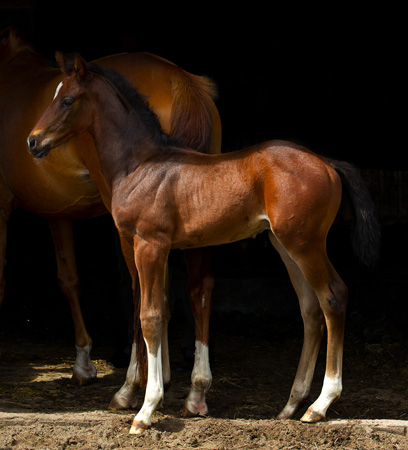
{"left": 88, "top": 81, "right": 159, "bottom": 189}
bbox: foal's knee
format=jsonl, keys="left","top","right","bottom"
{"left": 140, "top": 313, "right": 164, "bottom": 346}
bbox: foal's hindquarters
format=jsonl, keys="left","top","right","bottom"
{"left": 264, "top": 151, "right": 347, "bottom": 422}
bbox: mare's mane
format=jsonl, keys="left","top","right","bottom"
{"left": 84, "top": 60, "right": 183, "bottom": 149}
{"left": 0, "top": 28, "right": 48, "bottom": 65}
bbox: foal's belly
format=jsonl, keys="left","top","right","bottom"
{"left": 172, "top": 213, "right": 271, "bottom": 249}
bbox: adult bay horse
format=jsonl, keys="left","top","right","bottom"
{"left": 0, "top": 29, "right": 220, "bottom": 383}
{"left": 28, "top": 54, "right": 380, "bottom": 435}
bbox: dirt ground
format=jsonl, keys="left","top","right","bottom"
{"left": 1, "top": 221, "right": 408, "bottom": 449}
{"left": 1, "top": 312, "right": 408, "bottom": 450}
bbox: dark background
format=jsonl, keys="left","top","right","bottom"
{"left": 1, "top": 2, "right": 406, "bottom": 167}
{"left": 0, "top": 2, "right": 407, "bottom": 352}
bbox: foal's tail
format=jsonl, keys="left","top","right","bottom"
{"left": 329, "top": 159, "right": 381, "bottom": 269}
{"left": 170, "top": 69, "right": 221, "bottom": 155}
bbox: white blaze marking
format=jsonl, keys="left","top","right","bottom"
{"left": 53, "top": 81, "right": 63, "bottom": 100}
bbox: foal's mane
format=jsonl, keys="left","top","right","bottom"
{"left": 85, "top": 61, "right": 183, "bottom": 149}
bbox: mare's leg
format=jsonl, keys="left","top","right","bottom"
{"left": 275, "top": 232, "right": 348, "bottom": 422}
{"left": 0, "top": 178, "right": 14, "bottom": 309}
{"left": 130, "top": 238, "right": 169, "bottom": 435}
{"left": 109, "top": 236, "right": 171, "bottom": 411}
{"left": 182, "top": 248, "right": 214, "bottom": 417}
{"left": 269, "top": 234, "right": 325, "bottom": 419}
{"left": 48, "top": 219, "right": 96, "bottom": 383}
{"left": 0, "top": 181, "right": 13, "bottom": 354}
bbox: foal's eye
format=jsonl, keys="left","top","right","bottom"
{"left": 60, "top": 97, "right": 74, "bottom": 107}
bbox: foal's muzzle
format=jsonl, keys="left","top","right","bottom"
{"left": 27, "top": 134, "right": 52, "bottom": 159}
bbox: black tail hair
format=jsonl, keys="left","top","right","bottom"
{"left": 330, "top": 159, "right": 381, "bottom": 269}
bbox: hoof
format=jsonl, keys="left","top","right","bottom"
{"left": 108, "top": 394, "right": 137, "bottom": 411}
{"left": 182, "top": 400, "right": 208, "bottom": 417}
{"left": 129, "top": 421, "right": 150, "bottom": 435}
{"left": 181, "top": 405, "right": 195, "bottom": 418}
{"left": 300, "top": 408, "right": 325, "bottom": 423}
{"left": 276, "top": 409, "right": 295, "bottom": 420}
{"left": 72, "top": 362, "right": 97, "bottom": 386}
{"left": 72, "top": 370, "right": 97, "bottom": 386}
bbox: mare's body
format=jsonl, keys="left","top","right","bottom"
{"left": 0, "top": 29, "right": 220, "bottom": 382}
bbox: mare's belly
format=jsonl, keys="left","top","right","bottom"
{"left": 2, "top": 141, "right": 105, "bottom": 219}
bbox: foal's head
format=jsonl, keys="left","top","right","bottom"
{"left": 28, "top": 52, "right": 180, "bottom": 159}
{"left": 28, "top": 53, "right": 98, "bottom": 158}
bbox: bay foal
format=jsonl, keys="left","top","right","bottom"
{"left": 28, "top": 55, "right": 380, "bottom": 435}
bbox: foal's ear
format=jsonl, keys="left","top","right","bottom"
{"left": 73, "top": 53, "right": 89, "bottom": 80}
{"left": 55, "top": 51, "right": 90, "bottom": 80}
{"left": 55, "top": 51, "right": 74, "bottom": 75}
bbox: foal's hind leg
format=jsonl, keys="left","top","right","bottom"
{"left": 48, "top": 219, "right": 96, "bottom": 384}
{"left": 284, "top": 240, "right": 348, "bottom": 422}
{"left": 182, "top": 248, "right": 214, "bottom": 417}
{"left": 269, "top": 234, "right": 325, "bottom": 419}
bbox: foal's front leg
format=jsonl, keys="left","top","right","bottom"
{"left": 109, "top": 262, "right": 171, "bottom": 411}
{"left": 129, "top": 239, "right": 169, "bottom": 435}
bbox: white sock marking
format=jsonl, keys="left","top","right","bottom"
{"left": 311, "top": 375, "right": 342, "bottom": 415}
{"left": 134, "top": 341, "right": 163, "bottom": 427}
{"left": 184, "top": 340, "right": 212, "bottom": 415}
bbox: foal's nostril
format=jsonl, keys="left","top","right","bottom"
{"left": 28, "top": 135, "right": 37, "bottom": 152}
